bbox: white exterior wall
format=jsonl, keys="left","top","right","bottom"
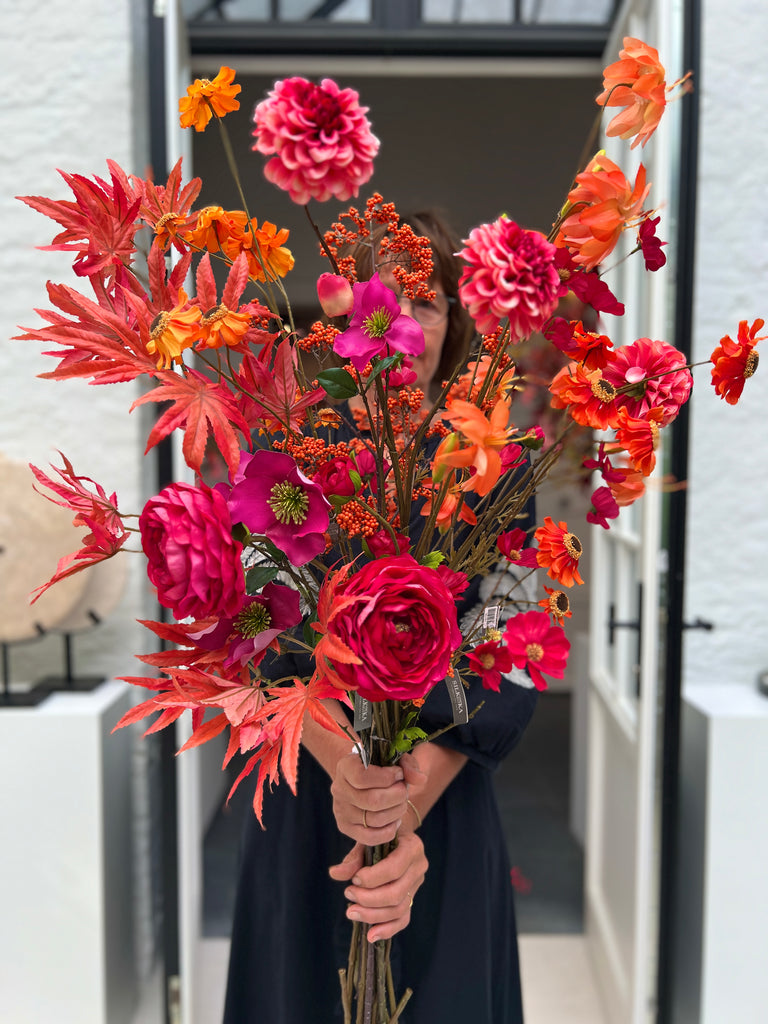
{"left": 0, "top": 0, "right": 149, "bottom": 684}
{"left": 683, "top": 0, "right": 768, "bottom": 691}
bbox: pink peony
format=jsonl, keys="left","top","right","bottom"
{"left": 602, "top": 337, "right": 692, "bottom": 426}
{"left": 458, "top": 217, "right": 560, "bottom": 340}
{"left": 333, "top": 273, "right": 424, "bottom": 371}
{"left": 317, "top": 554, "right": 462, "bottom": 702}
{"left": 504, "top": 610, "right": 570, "bottom": 691}
{"left": 251, "top": 77, "right": 379, "bottom": 205}
{"left": 227, "top": 450, "right": 331, "bottom": 566}
{"left": 139, "top": 482, "right": 245, "bottom": 621}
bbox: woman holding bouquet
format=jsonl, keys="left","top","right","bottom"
{"left": 223, "top": 210, "right": 538, "bottom": 1024}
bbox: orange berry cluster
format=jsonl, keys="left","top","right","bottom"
{"left": 378, "top": 225, "right": 435, "bottom": 299}
{"left": 335, "top": 499, "right": 379, "bottom": 539}
{"left": 278, "top": 433, "right": 349, "bottom": 474}
{"left": 481, "top": 326, "right": 507, "bottom": 354}
{"left": 297, "top": 320, "right": 340, "bottom": 353}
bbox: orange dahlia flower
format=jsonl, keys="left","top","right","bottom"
{"left": 597, "top": 38, "right": 667, "bottom": 150}
{"left": 179, "top": 66, "right": 241, "bottom": 132}
{"left": 549, "top": 362, "right": 620, "bottom": 430}
{"left": 556, "top": 153, "right": 650, "bottom": 271}
{"left": 147, "top": 291, "right": 202, "bottom": 369}
{"left": 535, "top": 516, "right": 584, "bottom": 588}
{"left": 615, "top": 406, "right": 664, "bottom": 476}
{"left": 710, "top": 318, "right": 765, "bottom": 405}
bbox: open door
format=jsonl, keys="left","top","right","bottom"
{"left": 584, "top": 2, "right": 685, "bottom": 1022}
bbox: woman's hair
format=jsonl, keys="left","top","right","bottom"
{"left": 347, "top": 208, "right": 475, "bottom": 392}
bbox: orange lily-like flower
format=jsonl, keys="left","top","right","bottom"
{"left": 436, "top": 397, "right": 515, "bottom": 496}
{"left": 615, "top": 405, "right": 664, "bottom": 476}
{"left": 147, "top": 290, "right": 202, "bottom": 369}
{"left": 179, "top": 66, "right": 241, "bottom": 132}
{"left": 710, "top": 318, "right": 765, "bottom": 405}
{"left": 597, "top": 37, "right": 667, "bottom": 150}
{"left": 555, "top": 153, "right": 650, "bottom": 271}
{"left": 446, "top": 354, "right": 519, "bottom": 405}
{"left": 420, "top": 486, "right": 477, "bottom": 532}
{"left": 549, "top": 362, "right": 620, "bottom": 431}
{"left": 535, "top": 516, "right": 584, "bottom": 588}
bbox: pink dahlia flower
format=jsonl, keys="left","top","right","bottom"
{"left": 458, "top": 217, "right": 560, "bottom": 340}
{"left": 333, "top": 273, "right": 424, "bottom": 371}
{"left": 190, "top": 582, "right": 302, "bottom": 668}
{"left": 504, "top": 610, "right": 570, "bottom": 691}
{"left": 227, "top": 450, "right": 330, "bottom": 566}
{"left": 602, "top": 337, "right": 692, "bottom": 426}
{"left": 139, "top": 482, "right": 245, "bottom": 621}
{"left": 251, "top": 77, "right": 379, "bottom": 205}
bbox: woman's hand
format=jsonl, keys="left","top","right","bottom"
{"left": 328, "top": 833, "right": 429, "bottom": 943}
{"left": 330, "top": 751, "right": 418, "bottom": 844}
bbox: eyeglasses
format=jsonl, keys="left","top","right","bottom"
{"left": 398, "top": 292, "right": 455, "bottom": 327}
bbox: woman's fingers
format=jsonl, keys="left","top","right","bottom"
{"left": 331, "top": 752, "right": 409, "bottom": 841}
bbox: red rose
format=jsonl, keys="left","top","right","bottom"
{"left": 319, "top": 554, "right": 462, "bottom": 701}
{"left": 139, "top": 481, "right": 245, "bottom": 620}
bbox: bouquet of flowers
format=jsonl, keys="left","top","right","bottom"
{"left": 17, "top": 39, "right": 761, "bottom": 1023}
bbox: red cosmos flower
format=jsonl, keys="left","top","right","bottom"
{"left": 139, "top": 481, "right": 245, "bottom": 621}
{"left": 468, "top": 640, "right": 514, "bottom": 692}
{"left": 555, "top": 153, "right": 650, "bottom": 271}
{"left": 586, "top": 485, "right": 621, "bottom": 529}
{"left": 497, "top": 527, "right": 538, "bottom": 568}
{"left": 313, "top": 555, "right": 462, "bottom": 702}
{"left": 552, "top": 248, "right": 625, "bottom": 316}
{"left": 597, "top": 37, "right": 667, "bottom": 149}
{"left": 602, "top": 337, "right": 692, "bottom": 426}
{"left": 710, "top": 318, "right": 765, "bottom": 404}
{"left": 615, "top": 405, "right": 664, "bottom": 475}
{"left": 504, "top": 610, "right": 570, "bottom": 691}
{"left": 535, "top": 516, "right": 584, "bottom": 587}
{"left": 251, "top": 77, "right": 379, "bottom": 205}
{"left": 638, "top": 215, "right": 667, "bottom": 271}
{"left": 549, "top": 362, "right": 620, "bottom": 430}
{"left": 458, "top": 217, "right": 561, "bottom": 339}
{"left": 538, "top": 586, "right": 572, "bottom": 626}
{"left": 545, "top": 318, "right": 614, "bottom": 370}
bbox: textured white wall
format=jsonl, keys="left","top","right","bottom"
{"left": 682, "top": 1, "right": 768, "bottom": 691}
{"left": 0, "top": 0, "right": 149, "bottom": 684}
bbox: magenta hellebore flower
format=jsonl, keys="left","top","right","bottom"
{"left": 190, "top": 582, "right": 302, "bottom": 668}
{"left": 227, "top": 450, "right": 331, "bottom": 566}
{"left": 333, "top": 273, "right": 425, "bottom": 372}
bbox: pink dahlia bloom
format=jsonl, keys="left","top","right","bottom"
{"left": 227, "top": 450, "right": 330, "bottom": 566}
{"left": 458, "top": 217, "right": 560, "bottom": 340}
{"left": 139, "top": 482, "right": 245, "bottom": 621}
{"left": 333, "top": 273, "right": 424, "bottom": 371}
{"left": 251, "top": 77, "right": 380, "bottom": 205}
{"left": 602, "top": 337, "right": 692, "bottom": 426}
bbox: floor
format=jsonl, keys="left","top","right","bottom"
{"left": 133, "top": 692, "right": 608, "bottom": 1023}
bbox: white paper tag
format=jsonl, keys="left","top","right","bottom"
{"left": 353, "top": 692, "right": 372, "bottom": 731}
{"left": 482, "top": 604, "right": 500, "bottom": 631}
{"left": 444, "top": 674, "right": 469, "bottom": 725}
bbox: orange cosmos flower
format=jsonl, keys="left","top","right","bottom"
{"left": 615, "top": 406, "right": 664, "bottom": 476}
{"left": 183, "top": 206, "right": 240, "bottom": 253}
{"left": 556, "top": 153, "right": 650, "bottom": 271}
{"left": 597, "top": 38, "right": 667, "bottom": 150}
{"left": 198, "top": 303, "right": 252, "bottom": 351}
{"left": 436, "top": 397, "right": 515, "bottom": 496}
{"left": 549, "top": 362, "right": 620, "bottom": 430}
{"left": 179, "top": 66, "right": 241, "bottom": 132}
{"left": 710, "top": 318, "right": 765, "bottom": 405}
{"left": 535, "top": 516, "right": 584, "bottom": 588}
{"left": 147, "top": 291, "right": 202, "bottom": 369}
{"left": 222, "top": 216, "right": 295, "bottom": 282}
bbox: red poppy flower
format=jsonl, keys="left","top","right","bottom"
{"left": 467, "top": 640, "right": 514, "bottom": 692}
{"left": 503, "top": 610, "right": 570, "bottom": 691}
{"left": 710, "top": 318, "right": 765, "bottom": 405}
{"left": 538, "top": 586, "right": 572, "bottom": 626}
{"left": 535, "top": 516, "right": 584, "bottom": 587}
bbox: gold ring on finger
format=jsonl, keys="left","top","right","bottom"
{"left": 408, "top": 891, "right": 414, "bottom": 908}
{"left": 362, "top": 808, "right": 368, "bottom": 829}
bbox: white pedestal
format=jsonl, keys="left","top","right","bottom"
{"left": 0, "top": 679, "right": 137, "bottom": 1024}
{"left": 675, "top": 683, "right": 768, "bottom": 1024}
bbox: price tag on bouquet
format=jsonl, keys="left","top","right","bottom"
{"left": 353, "top": 692, "right": 372, "bottom": 731}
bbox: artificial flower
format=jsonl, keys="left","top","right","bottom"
{"left": 251, "top": 76, "right": 379, "bottom": 204}
{"left": 221, "top": 213, "right": 295, "bottom": 282}
{"left": 312, "top": 455, "right": 359, "bottom": 500}
{"left": 586, "top": 485, "right": 621, "bottom": 529}
{"left": 314, "top": 554, "right": 462, "bottom": 702}
{"left": 555, "top": 153, "right": 650, "bottom": 271}
{"left": 538, "top": 586, "right": 572, "bottom": 626}
{"left": 710, "top": 318, "right": 765, "bottom": 404}
{"left": 365, "top": 528, "right": 410, "bottom": 558}
{"left": 146, "top": 290, "right": 202, "bottom": 369}
{"left": 597, "top": 37, "right": 667, "bottom": 149}
{"left": 545, "top": 318, "right": 614, "bottom": 370}
{"left": 457, "top": 217, "right": 560, "bottom": 339}
{"left": 602, "top": 337, "right": 692, "bottom": 425}
{"left": 552, "top": 247, "right": 625, "bottom": 316}
{"left": 182, "top": 205, "right": 240, "bottom": 253}
{"left": 615, "top": 406, "right": 664, "bottom": 475}
{"left": 179, "top": 66, "right": 241, "bottom": 132}
{"left": 317, "top": 273, "right": 354, "bottom": 317}
{"left": 497, "top": 527, "right": 538, "bottom": 568}
{"left": 227, "top": 450, "right": 331, "bottom": 567}
{"left": 190, "top": 582, "right": 302, "bottom": 668}
{"left": 139, "top": 481, "right": 245, "bottom": 620}
{"left": 637, "top": 214, "right": 667, "bottom": 271}
{"left": 467, "top": 640, "right": 514, "bottom": 692}
{"left": 437, "top": 397, "right": 517, "bottom": 496}
{"left": 333, "top": 273, "right": 424, "bottom": 371}
{"left": 503, "top": 610, "right": 570, "bottom": 691}
{"left": 419, "top": 486, "right": 477, "bottom": 532}
{"left": 548, "top": 362, "right": 620, "bottom": 430}
{"left": 535, "top": 516, "right": 584, "bottom": 587}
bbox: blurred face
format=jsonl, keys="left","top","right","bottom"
{"left": 378, "top": 265, "right": 450, "bottom": 395}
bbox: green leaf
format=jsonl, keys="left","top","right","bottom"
{"left": 303, "top": 619, "right": 317, "bottom": 649}
{"left": 316, "top": 367, "right": 358, "bottom": 399}
{"left": 245, "top": 565, "right": 279, "bottom": 593}
{"left": 421, "top": 550, "right": 446, "bottom": 568}
{"left": 370, "top": 352, "right": 403, "bottom": 376}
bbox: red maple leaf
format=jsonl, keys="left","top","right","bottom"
{"left": 235, "top": 337, "right": 325, "bottom": 433}
{"left": 137, "top": 157, "right": 202, "bottom": 253}
{"left": 132, "top": 367, "right": 251, "bottom": 475}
